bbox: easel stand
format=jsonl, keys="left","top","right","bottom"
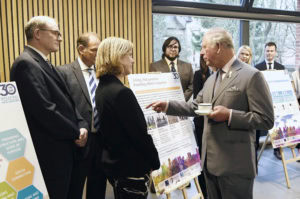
{"left": 257, "top": 136, "right": 300, "bottom": 188}
{"left": 280, "top": 145, "right": 300, "bottom": 188}
{"left": 165, "top": 177, "right": 204, "bottom": 199}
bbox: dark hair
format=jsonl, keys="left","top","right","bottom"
{"left": 200, "top": 54, "right": 209, "bottom": 82}
{"left": 161, "top": 36, "right": 181, "bottom": 59}
{"left": 265, "top": 42, "right": 277, "bottom": 50}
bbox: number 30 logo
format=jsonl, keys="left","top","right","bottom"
{"left": 0, "top": 83, "right": 16, "bottom": 96}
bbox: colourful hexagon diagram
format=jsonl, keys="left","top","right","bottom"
{"left": 0, "top": 154, "right": 9, "bottom": 181}
{"left": 0, "top": 128, "right": 26, "bottom": 161}
{"left": 0, "top": 181, "right": 17, "bottom": 199}
{"left": 17, "top": 185, "right": 43, "bottom": 199}
{"left": 6, "top": 157, "right": 34, "bottom": 191}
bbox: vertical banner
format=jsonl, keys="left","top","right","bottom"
{"left": 128, "top": 73, "right": 201, "bottom": 194}
{"left": 0, "top": 82, "right": 48, "bottom": 198}
{"left": 262, "top": 71, "right": 300, "bottom": 148}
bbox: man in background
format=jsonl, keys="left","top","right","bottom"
{"left": 57, "top": 32, "right": 107, "bottom": 199}
{"left": 150, "top": 36, "right": 193, "bottom": 101}
{"left": 10, "top": 16, "right": 88, "bottom": 199}
{"left": 255, "top": 42, "right": 285, "bottom": 160}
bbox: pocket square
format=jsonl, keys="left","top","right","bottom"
{"left": 227, "top": 86, "right": 240, "bottom": 92}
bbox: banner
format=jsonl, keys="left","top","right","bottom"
{"left": 128, "top": 73, "right": 201, "bottom": 194}
{"left": 0, "top": 82, "right": 48, "bottom": 198}
{"left": 262, "top": 70, "right": 300, "bottom": 148}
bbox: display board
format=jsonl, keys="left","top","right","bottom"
{"left": 0, "top": 82, "right": 48, "bottom": 198}
{"left": 128, "top": 73, "right": 201, "bottom": 194}
{"left": 262, "top": 71, "right": 300, "bottom": 148}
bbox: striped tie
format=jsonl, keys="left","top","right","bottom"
{"left": 88, "top": 69, "right": 99, "bottom": 131}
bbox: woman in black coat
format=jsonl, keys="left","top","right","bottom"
{"left": 193, "top": 54, "right": 213, "bottom": 199}
{"left": 95, "top": 37, "right": 160, "bottom": 199}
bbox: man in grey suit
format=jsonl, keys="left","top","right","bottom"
{"left": 57, "top": 33, "right": 107, "bottom": 199}
{"left": 150, "top": 36, "right": 193, "bottom": 101}
{"left": 147, "top": 28, "right": 274, "bottom": 199}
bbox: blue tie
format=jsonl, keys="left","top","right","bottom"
{"left": 88, "top": 69, "right": 99, "bottom": 131}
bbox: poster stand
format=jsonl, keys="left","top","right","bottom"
{"left": 164, "top": 177, "right": 204, "bottom": 199}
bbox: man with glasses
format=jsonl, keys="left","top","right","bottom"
{"left": 10, "top": 16, "right": 88, "bottom": 199}
{"left": 150, "top": 36, "right": 193, "bottom": 101}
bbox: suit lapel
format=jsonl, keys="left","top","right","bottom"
{"left": 72, "top": 60, "right": 92, "bottom": 106}
{"left": 160, "top": 59, "right": 171, "bottom": 72}
{"left": 212, "top": 60, "right": 241, "bottom": 104}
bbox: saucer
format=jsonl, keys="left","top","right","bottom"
{"left": 195, "top": 110, "right": 212, "bottom": 116}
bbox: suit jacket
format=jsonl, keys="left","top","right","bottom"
{"left": 95, "top": 74, "right": 160, "bottom": 177}
{"left": 255, "top": 60, "right": 285, "bottom": 71}
{"left": 57, "top": 59, "right": 94, "bottom": 158}
{"left": 10, "top": 46, "right": 88, "bottom": 197}
{"left": 150, "top": 59, "right": 193, "bottom": 101}
{"left": 167, "top": 59, "right": 274, "bottom": 178}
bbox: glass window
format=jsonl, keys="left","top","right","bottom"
{"left": 152, "top": 14, "right": 240, "bottom": 71}
{"left": 253, "top": 0, "right": 299, "bottom": 12}
{"left": 170, "top": 0, "right": 241, "bottom": 6}
{"left": 250, "top": 20, "right": 297, "bottom": 73}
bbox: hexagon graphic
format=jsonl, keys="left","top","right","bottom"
{"left": 0, "top": 153, "right": 9, "bottom": 181}
{"left": 0, "top": 128, "right": 26, "bottom": 161}
{"left": 0, "top": 181, "right": 17, "bottom": 199}
{"left": 6, "top": 157, "right": 34, "bottom": 191}
{"left": 17, "top": 185, "right": 43, "bottom": 199}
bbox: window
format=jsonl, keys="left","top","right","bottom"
{"left": 253, "top": 0, "right": 299, "bottom": 12}
{"left": 153, "top": 14, "right": 240, "bottom": 71}
{"left": 171, "top": 0, "right": 241, "bottom": 5}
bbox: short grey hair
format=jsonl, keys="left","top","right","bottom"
{"left": 205, "top": 28, "right": 234, "bottom": 49}
{"left": 25, "top": 16, "right": 57, "bottom": 41}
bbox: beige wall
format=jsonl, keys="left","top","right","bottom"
{"left": 0, "top": 0, "right": 153, "bottom": 83}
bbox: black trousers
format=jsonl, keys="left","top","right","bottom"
{"left": 108, "top": 175, "right": 149, "bottom": 199}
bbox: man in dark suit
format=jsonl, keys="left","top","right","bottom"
{"left": 255, "top": 42, "right": 285, "bottom": 160}
{"left": 147, "top": 28, "right": 274, "bottom": 199}
{"left": 57, "top": 32, "right": 107, "bottom": 199}
{"left": 10, "top": 16, "right": 88, "bottom": 199}
{"left": 150, "top": 36, "right": 193, "bottom": 101}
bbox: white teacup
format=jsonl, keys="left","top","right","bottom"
{"left": 197, "top": 103, "right": 212, "bottom": 114}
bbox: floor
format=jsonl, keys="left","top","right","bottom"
{"left": 104, "top": 141, "right": 300, "bottom": 199}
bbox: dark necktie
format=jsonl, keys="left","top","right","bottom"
{"left": 170, "top": 62, "right": 176, "bottom": 72}
{"left": 46, "top": 59, "right": 54, "bottom": 70}
{"left": 213, "top": 69, "right": 224, "bottom": 97}
{"left": 268, "top": 63, "right": 272, "bottom": 70}
{"left": 87, "top": 68, "right": 100, "bottom": 131}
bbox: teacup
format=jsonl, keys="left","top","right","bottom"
{"left": 197, "top": 103, "right": 212, "bottom": 114}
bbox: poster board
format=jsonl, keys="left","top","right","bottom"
{"left": 262, "top": 70, "right": 300, "bottom": 148}
{"left": 0, "top": 82, "right": 48, "bottom": 198}
{"left": 128, "top": 73, "right": 201, "bottom": 195}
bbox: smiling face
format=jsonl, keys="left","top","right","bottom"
{"left": 164, "top": 39, "right": 179, "bottom": 60}
{"left": 238, "top": 49, "right": 251, "bottom": 64}
{"left": 119, "top": 50, "right": 134, "bottom": 76}
{"left": 265, "top": 45, "right": 276, "bottom": 62}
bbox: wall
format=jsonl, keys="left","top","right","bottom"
{"left": 0, "top": 0, "right": 153, "bottom": 83}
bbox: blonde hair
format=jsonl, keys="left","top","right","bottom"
{"left": 25, "top": 16, "right": 57, "bottom": 41}
{"left": 205, "top": 27, "right": 234, "bottom": 49}
{"left": 237, "top": 45, "right": 252, "bottom": 64}
{"left": 96, "top": 37, "right": 133, "bottom": 77}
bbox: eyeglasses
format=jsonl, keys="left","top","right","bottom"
{"left": 39, "top": 29, "right": 62, "bottom": 37}
{"left": 167, "top": 45, "right": 179, "bottom": 50}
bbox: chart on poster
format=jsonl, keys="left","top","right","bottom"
{"left": 128, "top": 73, "right": 201, "bottom": 195}
{"left": 0, "top": 82, "right": 48, "bottom": 199}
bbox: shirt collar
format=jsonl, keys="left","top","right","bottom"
{"left": 165, "top": 57, "right": 177, "bottom": 66}
{"left": 78, "top": 57, "right": 94, "bottom": 72}
{"left": 265, "top": 59, "right": 274, "bottom": 65}
{"left": 221, "top": 55, "right": 236, "bottom": 73}
{"left": 27, "top": 45, "right": 48, "bottom": 61}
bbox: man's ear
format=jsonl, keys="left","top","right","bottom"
{"left": 33, "top": 29, "right": 41, "bottom": 40}
{"left": 216, "top": 43, "right": 221, "bottom": 54}
{"left": 78, "top": 45, "right": 85, "bottom": 55}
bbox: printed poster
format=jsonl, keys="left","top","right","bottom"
{"left": 262, "top": 70, "right": 300, "bottom": 148}
{"left": 0, "top": 82, "right": 48, "bottom": 198}
{"left": 128, "top": 73, "right": 201, "bottom": 194}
